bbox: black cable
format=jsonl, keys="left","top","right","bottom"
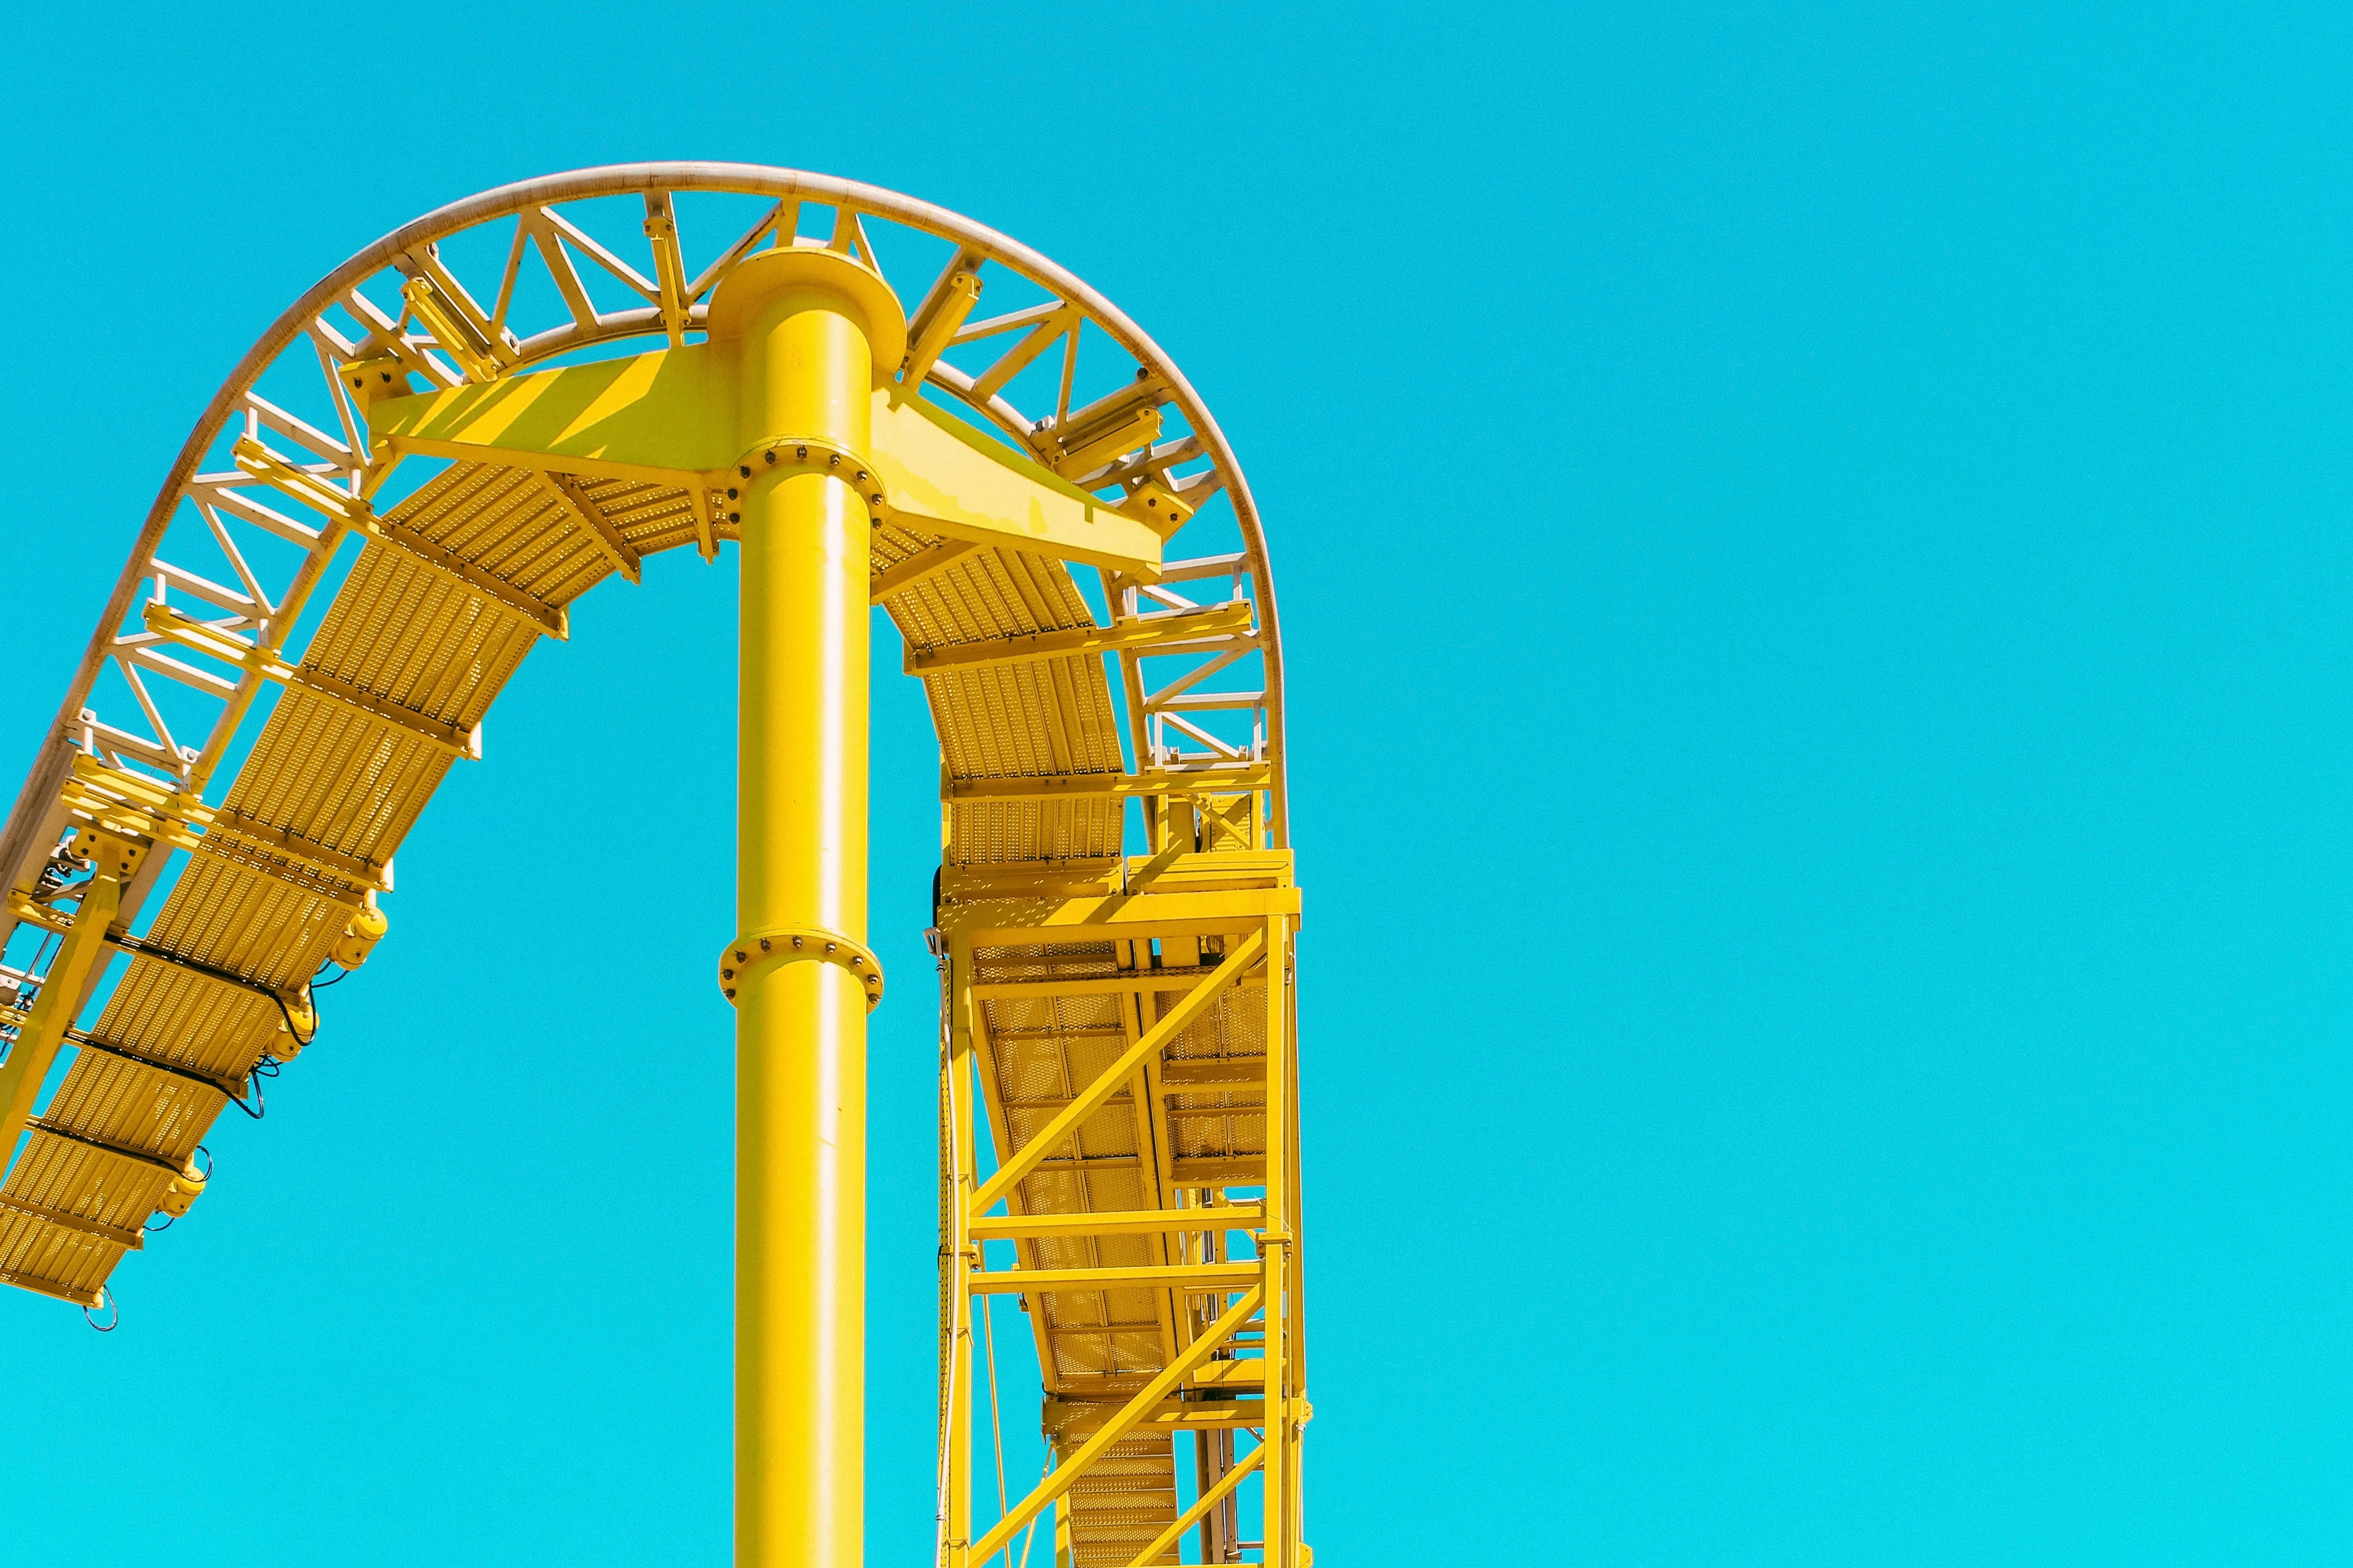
{"left": 223, "top": 1071, "right": 264, "bottom": 1120}
{"left": 272, "top": 986, "right": 317, "bottom": 1047}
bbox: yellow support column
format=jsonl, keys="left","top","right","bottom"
{"left": 716, "top": 244, "right": 906, "bottom": 1568}
{"left": 945, "top": 930, "right": 976, "bottom": 1568}
{"left": 1259, "top": 911, "right": 1291, "bottom": 1568}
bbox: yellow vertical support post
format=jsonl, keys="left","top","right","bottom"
{"left": 1258, "top": 912, "right": 1292, "bottom": 1568}
{"left": 720, "top": 244, "right": 906, "bottom": 1568}
{"left": 944, "top": 930, "right": 976, "bottom": 1568}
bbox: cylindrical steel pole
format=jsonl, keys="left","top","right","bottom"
{"left": 719, "top": 244, "right": 903, "bottom": 1568}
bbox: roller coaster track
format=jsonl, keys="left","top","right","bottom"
{"left": 0, "top": 165, "right": 1306, "bottom": 1568}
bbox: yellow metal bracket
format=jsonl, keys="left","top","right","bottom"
{"left": 906, "top": 600, "right": 1253, "bottom": 677}
{"left": 362, "top": 338, "right": 1166, "bottom": 577}
{"left": 718, "top": 926, "right": 884, "bottom": 1011}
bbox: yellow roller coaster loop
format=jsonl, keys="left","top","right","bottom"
{"left": 0, "top": 165, "right": 1308, "bottom": 1568}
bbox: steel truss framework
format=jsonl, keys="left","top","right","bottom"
{"left": 0, "top": 164, "right": 1307, "bottom": 1567}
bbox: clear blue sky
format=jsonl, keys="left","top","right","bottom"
{"left": 6, "top": 3, "right": 2353, "bottom": 1564}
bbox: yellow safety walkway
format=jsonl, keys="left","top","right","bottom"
{"left": 0, "top": 165, "right": 1305, "bottom": 1568}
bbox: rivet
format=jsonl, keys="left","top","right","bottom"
{"left": 730, "top": 512, "right": 741, "bottom": 523}
{"left": 828, "top": 454, "right": 840, "bottom": 467}
{"left": 792, "top": 936, "right": 804, "bottom": 949}
{"left": 765, "top": 450, "right": 776, "bottom": 464}
{"left": 739, "top": 465, "right": 751, "bottom": 479}
{"left": 760, "top": 938, "right": 772, "bottom": 951}
{"left": 796, "top": 445, "right": 808, "bottom": 459}
{"left": 825, "top": 942, "right": 838, "bottom": 954}
{"left": 736, "top": 950, "right": 748, "bottom": 963}
{"left": 727, "top": 487, "right": 738, "bottom": 499}
{"left": 855, "top": 470, "right": 868, "bottom": 483}
{"left": 724, "top": 988, "right": 736, "bottom": 999}
{"left": 722, "top": 967, "right": 734, "bottom": 979}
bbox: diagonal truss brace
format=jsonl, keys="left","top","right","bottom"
{"left": 967, "top": 926, "right": 1264, "bottom": 1220}
{"left": 963, "top": 1285, "right": 1266, "bottom": 1566}
{"left": 1126, "top": 1443, "right": 1264, "bottom": 1568}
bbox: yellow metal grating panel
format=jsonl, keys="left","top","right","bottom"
{"left": 393, "top": 464, "right": 614, "bottom": 607}
{"left": 572, "top": 474, "right": 702, "bottom": 554}
{"left": 223, "top": 699, "right": 452, "bottom": 866}
{"left": 1052, "top": 1432, "right": 1182, "bottom": 1567}
{"left": 888, "top": 547, "right": 1130, "bottom": 869}
{"left": 88, "top": 961, "right": 284, "bottom": 1082}
{"left": 40, "top": 1053, "right": 223, "bottom": 1165}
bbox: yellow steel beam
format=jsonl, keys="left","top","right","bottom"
{"left": 28, "top": 1116, "right": 192, "bottom": 1176}
{"left": 362, "top": 333, "right": 1165, "bottom": 578}
{"left": 968, "top": 927, "right": 1264, "bottom": 1220}
{"left": 0, "top": 1265, "right": 102, "bottom": 1308}
{"left": 904, "top": 601, "right": 1252, "bottom": 677}
{"left": 1047, "top": 1398, "right": 1270, "bottom": 1436}
{"left": 866, "top": 391, "right": 1160, "bottom": 575}
{"left": 944, "top": 763, "right": 1272, "bottom": 805}
{"left": 902, "top": 263, "right": 980, "bottom": 387}
{"left": 937, "top": 846, "right": 1295, "bottom": 904}
{"left": 967, "top": 1262, "right": 1260, "bottom": 1296}
{"left": 0, "top": 1192, "right": 144, "bottom": 1251}
{"left": 957, "top": 887, "right": 1300, "bottom": 945}
{"left": 4, "top": 893, "right": 316, "bottom": 1025}
{"left": 970, "top": 1205, "right": 1263, "bottom": 1240}
{"left": 969, "top": 972, "right": 1268, "bottom": 1001}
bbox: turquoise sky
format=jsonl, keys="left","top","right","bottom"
{"left": 6, "top": 4, "right": 2353, "bottom": 1564}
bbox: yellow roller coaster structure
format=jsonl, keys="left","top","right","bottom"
{"left": 0, "top": 165, "right": 1308, "bottom": 1568}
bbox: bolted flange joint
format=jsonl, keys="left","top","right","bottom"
{"left": 718, "top": 925, "right": 884, "bottom": 1012}
{"left": 714, "top": 436, "right": 890, "bottom": 531}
